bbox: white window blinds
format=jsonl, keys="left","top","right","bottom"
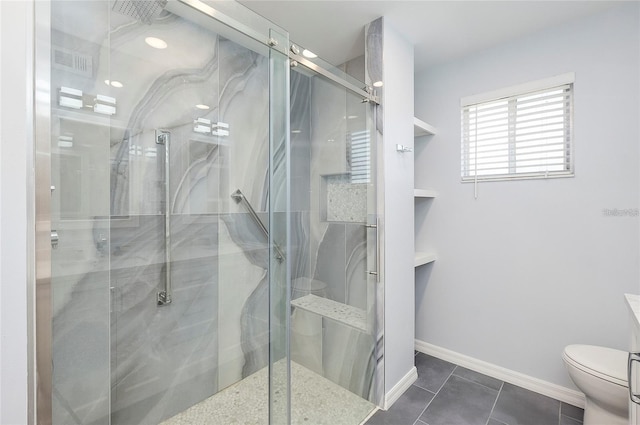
{"left": 350, "top": 130, "right": 371, "bottom": 183}
{"left": 461, "top": 81, "right": 573, "bottom": 182}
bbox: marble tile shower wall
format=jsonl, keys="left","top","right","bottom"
{"left": 50, "top": 5, "right": 280, "bottom": 423}
{"left": 290, "top": 71, "right": 312, "bottom": 280}
{"left": 107, "top": 30, "right": 271, "bottom": 425}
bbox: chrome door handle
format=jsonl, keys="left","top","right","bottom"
{"left": 628, "top": 352, "right": 640, "bottom": 404}
{"left": 366, "top": 219, "right": 380, "bottom": 282}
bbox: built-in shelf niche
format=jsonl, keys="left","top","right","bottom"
{"left": 414, "top": 117, "right": 437, "bottom": 269}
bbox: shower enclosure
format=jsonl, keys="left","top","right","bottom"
{"left": 34, "top": 1, "right": 381, "bottom": 423}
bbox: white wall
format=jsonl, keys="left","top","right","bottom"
{"left": 0, "top": 1, "right": 31, "bottom": 424}
{"left": 414, "top": 2, "right": 640, "bottom": 389}
{"left": 382, "top": 20, "right": 417, "bottom": 397}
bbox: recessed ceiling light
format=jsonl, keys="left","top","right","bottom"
{"left": 291, "top": 130, "right": 301, "bottom": 134}
{"left": 105, "top": 80, "right": 124, "bottom": 88}
{"left": 302, "top": 49, "right": 317, "bottom": 59}
{"left": 195, "top": 104, "right": 210, "bottom": 110}
{"left": 373, "top": 81, "right": 383, "bottom": 88}
{"left": 145, "top": 36, "right": 168, "bottom": 49}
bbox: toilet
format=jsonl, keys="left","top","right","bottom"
{"left": 562, "top": 344, "right": 629, "bottom": 425}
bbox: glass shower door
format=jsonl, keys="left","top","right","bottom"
{"left": 44, "top": 1, "right": 290, "bottom": 424}
{"left": 288, "top": 58, "right": 379, "bottom": 423}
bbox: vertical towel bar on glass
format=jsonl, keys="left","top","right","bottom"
{"left": 156, "top": 130, "right": 172, "bottom": 306}
{"left": 366, "top": 218, "right": 380, "bottom": 283}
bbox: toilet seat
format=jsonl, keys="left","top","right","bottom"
{"left": 563, "top": 345, "right": 628, "bottom": 388}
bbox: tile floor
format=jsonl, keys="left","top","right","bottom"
{"left": 366, "top": 352, "right": 584, "bottom": 425}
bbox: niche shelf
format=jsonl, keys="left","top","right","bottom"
{"left": 415, "top": 252, "right": 437, "bottom": 267}
{"left": 414, "top": 189, "right": 438, "bottom": 198}
{"left": 414, "top": 117, "right": 436, "bottom": 137}
{"left": 414, "top": 117, "right": 437, "bottom": 269}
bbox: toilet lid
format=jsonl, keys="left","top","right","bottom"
{"left": 564, "top": 345, "right": 628, "bottom": 387}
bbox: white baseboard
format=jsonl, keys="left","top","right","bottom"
{"left": 384, "top": 366, "right": 418, "bottom": 410}
{"left": 415, "top": 339, "right": 585, "bottom": 409}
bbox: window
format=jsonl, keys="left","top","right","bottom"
{"left": 349, "top": 130, "right": 371, "bottom": 183}
{"left": 461, "top": 74, "right": 574, "bottom": 182}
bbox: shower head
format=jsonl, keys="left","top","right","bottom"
{"left": 112, "top": 0, "right": 168, "bottom": 25}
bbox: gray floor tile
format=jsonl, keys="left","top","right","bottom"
{"left": 560, "top": 415, "right": 582, "bottom": 425}
{"left": 452, "top": 366, "right": 503, "bottom": 391}
{"left": 414, "top": 353, "right": 456, "bottom": 393}
{"left": 365, "top": 385, "right": 434, "bottom": 425}
{"left": 419, "top": 374, "right": 499, "bottom": 425}
{"left": 560, "top": 403, "right": 584, "bottom": 421}
{"left": 491, "top": 383, "right": 560, "bottom": 425}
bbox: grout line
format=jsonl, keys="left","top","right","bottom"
{"left": 413, "top": 367, "right": 456, "bottom": 425}
{"left": 413, "top": 386, "right": 437, "bottom": 424}
{"left": 437, "top": 366, "right": 457, "bottom": 394}
{"left": 484, "top": 381, "right": 504, "bottom": 425}
{"left": 558, "top": 402, "right": 562, "bottom": 425}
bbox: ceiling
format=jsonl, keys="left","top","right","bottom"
{"left": 239, "top": 1, "right": 625, "bottom": 73}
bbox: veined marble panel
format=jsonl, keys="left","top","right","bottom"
{"left": 322, "top": 320, "right": 377, "bottom": 400}
{"left": 216, "top": 214, "right": 266, "bottom": 391}
{"left": 52, "top": 266, "right": 111, "bottom": 425}
{"left": 110, "top": 214, "right": 219, "bottom": 425}
{"left": 290, "top": 71, "right": 312, "bottom": 213}
{"left": 346, "top": 223, "right": 368, "bottom": 311}
{"left": 109, "top": 13, "right": 223, "bottom": 216}
{"left": 313, "top": 224, "right": 347, "bottom": 304}
{"left": 217, "top": 39, "right": 269, "bottom": 215}
{"left": 102, "top": 6, "right": 273, "bottom": 423}
{"left": 220, "top": 212, "right": 270, "bottom": 380}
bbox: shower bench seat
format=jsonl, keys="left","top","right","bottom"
{"left": 291, "top": 294, "right": 367, "bottom": 333}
